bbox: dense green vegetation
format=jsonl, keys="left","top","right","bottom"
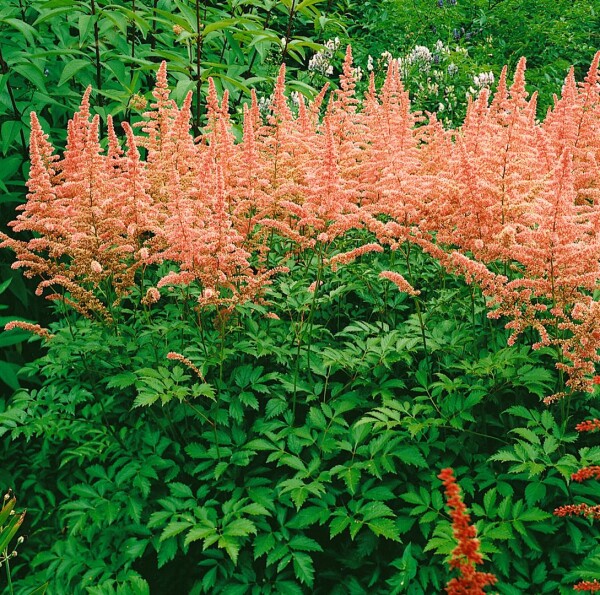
{"left": 1, "top": 0, "right": 599, "bottom": 593}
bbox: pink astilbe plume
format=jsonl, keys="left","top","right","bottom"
{"left": 4, "top": 321, "right": 53, "bottom": 341}
{"left": 328, "top": 243, "right": 383, "bottom": 271}
{"left": 359, "top": 58, "right": 428, "bottom": 248}
{"left": 441, "top": 58, "right": 545, "bottom": 261}
{"left": 379, "top": 271, "right": 420, "bottom": 296}
{"left": 438, "top": 468, "right": 497, "bottom": 594}
{"left": 542, "top": 51, "right": 600, "bottom": 208}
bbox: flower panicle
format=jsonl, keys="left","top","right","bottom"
{"left": 554, "top": 503, "right": 600, "bottom": 520}
{"left": 574, "top": 580, "right": 600, "bottom": 592}
{"left": 438, "top": 468, "right": 497, "bottom": 595}
{"left": 379, "top": 271, "right": 420, "bottom": 296}
{"left": 576, "top": 419, "right": 600, "bottom": 433}
{"left": 166, "top": 352, "right": 205, "bottom": 381}
{"left": 571, "top": 466, "right": 600, "bottom": 483}
{"left": 328, "top": 243, "right": 384, "bottom": 270}
{"left": 4, "top": 321, "right": 54, "bottom": 341}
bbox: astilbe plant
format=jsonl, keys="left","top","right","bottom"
{"left": 2, "top": 46, "right": 600, "bottom": 590}
{"left": 2, "top": 50, "right": 600, "bottom": 393}
{"left": 437, "top": 468, "right": 497, "bottom": 594}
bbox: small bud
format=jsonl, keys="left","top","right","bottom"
{"left": 130, "top": 93, "right": 148, "bottom": 111}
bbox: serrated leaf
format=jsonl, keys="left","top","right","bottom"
{"left": 518, "top": 508, "right": 552, "bottom": 522}
{"left": 394, "top": 445, "right": 426, "bottom": 467}
{"left": 279, "top": 454, "right": 307, "bottom": 472}
{"left": 254, "top": 533, "right": 276, "bottom": 558}
{"left": 105, "top": 372, "right": 137, "bottom": 389}
{"left": 292, "top": 551, "right": 315, "bottom": 587}
{"left": 510, "top": 427, "right": 541, "bottom": 445}
{"left": 289, "top": 535, "right": 322, "bottom": 552}
{"left": 360, "top": 501, "right": 395, "bottom": 522}
{"left": 266, "top": 398, "right": 288, "bottom": 419}
{"left": 363, "top": 486, "right": 396, "bottom": 501}
{"left": 169, "top": 482, "right": 194, "bottom": 499}
{"left": 160, "top": 521, "right": 191, "bottom": 542}
{"left": 330, "top": 514, "right": 350, "bottom": 538}
{"left": 218, "top": 535, "right": 241, "bottom": 563}
{"left": 224, "top": 518, "right": 256, "bottom": 537}
{"left": 184, "top": 524, "right": 216, "bottom": 547}
{"left": 157, "top": 538, "right": 178, "bottom": 568}
{"left": 133, "top": 392, "right": 160, "bottom": 408}
{"left": 524, "top": 482, "right": 546, "bottom": 506}
{"left": 367, "top": 517, "right": 401, "bottom": 541}
{"left": 242, "top": 502, "right": 270, "bottom": 516}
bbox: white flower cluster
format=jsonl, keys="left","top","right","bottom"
{"left": 381, "top": 51, "right": 393, "bottom": 66}
{"left": 447, "top": 63, "right": 458, "bottom": 76}
{"left": 434, "top": 40, "right": 450, "bottom": 55}
{"left": 467, "top": 71, "right": 496, "bottom": 99}
{"left": 258, "top": 94, "right": 273, "bottom": 118}
{"left": 405, "top": 45, "right": 433, "bottom": 67}
{"left": 352, "top": 66, "right": 364, "bottom": 81}
{"left": 473, "top": 71, "right": 495, "bottom": 88}
{"left": 308, "top": 37, "right": 341, "bottom": 76}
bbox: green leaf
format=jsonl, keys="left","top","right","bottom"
{"left": 218, "top": 535, "right": 241, "bottom": 563}
{"left": 394, "top": 445, "right": 426, "bottom": 467}
{"left": 184, "top": 524, "right": 216, "bottom": 548}
{"left": 289, "top": 535, "right": 322, "bottom": 552}
{"left": 510, "top": 427, "right": 541, "bottom": 445}
{"left": 160, "top": 521, "right": 191, "bottom": 542}
{"left": 253, "top": 533, "right": 276, "bottom": 558}
{"left": 292, "top": 551, "right": 315, "bottom": 587}
{"left": 0, "top": 330, "right": 29, "bottom": 348}
{"left": 132, "top": 392, "right": 160, "bottom": 408}
{"left": 524, "top": 482, "right": 546, "bottom": 506}
{"left": 518, "top": 508, "right": 552, "bottom": 522}
{"left": 157, "top": 538, "right": 178, "bottom": 568}
{"left": 279, "top": 454, "right": 307, "bottom": 472}
{"left": 367, "top": 517, "right": 401, "bottom": 541}
{"left": 105, "top": 372, "right": 137, "bottom": 389}
{"left": 223, "top": 518, "right": 257, "bottom": 537}
{"left": 2, "top": 18, "right": 38, "bottom": 46}
{"left": 58, "top": 59, "right": 91, "bottom": 86}
{"left": 330, "top": 514, "right": 350, "bottom": 538}
{"left": 360, "top": 501, "right": 395, "bottom": 522}
{"left": 169, "top": 482, "right": 194, "bottom": 499}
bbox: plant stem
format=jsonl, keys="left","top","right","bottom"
{"left": 281, "top": 0, "right": 297, "bottom": 61}
{"left": 5, "top": 553, "right": 13, "bottom": 595}
{"left": 149, "top": 0, "right": 158, "bottom": 50}
{"left": 194, "top": 0, "right": 207, "bottom": 134}
{"left": 90, "top": 0, "right": 103, "bottom": 105}
{"left": 130, "top": 0, "right": 136, "bottom": 81}
{"left": 0, "top": 46, "right": 27, "bottom": 156}
{"left": 405, "top": 242, "right": 430, "bottom": 379}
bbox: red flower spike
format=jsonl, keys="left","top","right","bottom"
{"left": 438, "top": 468, "right": 497, "bottom": 595}
{"left": 574, "top": 580, "right": 600, "bottom": 592}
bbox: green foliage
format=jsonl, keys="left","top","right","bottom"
{"left": 1, "top": 1, "right": 600, "bottom": 591}
{"left": 338, "top": 0, "right": 599, "bottom": 122}
{"left": 2, "top": 238, "right": 597, "bottom": 592}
